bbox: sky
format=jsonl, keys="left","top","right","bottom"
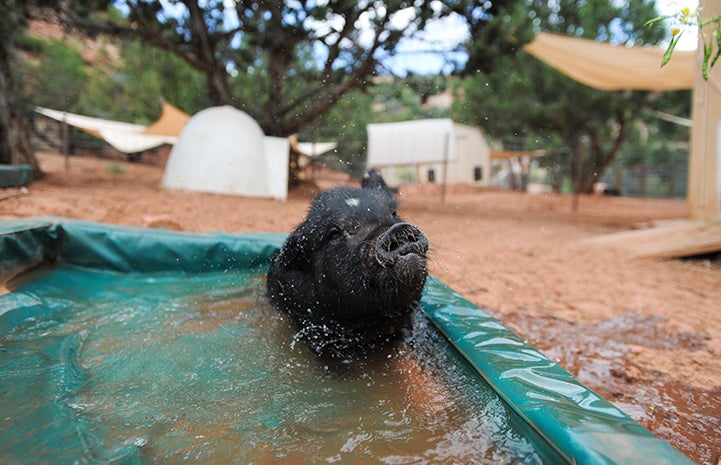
{"left": 655, "top": 0, "right": 700, "bottom": 50}
{"left": 386, "top": 0, "right": 700, "bottom": 76}
{"left": 380, "top": 12, "right": 470, "bottom": 76}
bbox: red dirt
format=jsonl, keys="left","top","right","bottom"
{"left": 2, "top": 152, "right": 720, "bottom": 464}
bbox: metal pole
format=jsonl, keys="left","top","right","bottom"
{"left": 441, "top": 131, "right": 449, "bottom": 203}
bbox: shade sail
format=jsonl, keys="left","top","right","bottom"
{"left": 34, "top": 102, "right": 190, "bottom": 154}
{"left": 523, "top": 32, "right": 695, "bottom": 91}
{"left": 143, "top": 101, "right": 191, "bottom": 137}
{"left": 288, "top": 135, "right": 337, "bottom": 157}
{"left": 296, "top": 142, "right": 337, "bottom": 157}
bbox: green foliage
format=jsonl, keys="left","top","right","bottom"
{"left": 15, "top": 34, "right": 46, "bottom": 54}
{"left": 78, "top": 39, "right": 210, "bottom": 122}
{"left": 17, "top": 27, "right": 210, "bottom": 122}
{"left": 10, "top": 11, "right": 216, "bottom": 131}
{"left": 17, "top": 39, "right": 88, "bottom": 112}
{"left": 616, "top": 90, "right": 691, "bottom": 167}
{"left": 461, "top": 1, "right": 535, "bottom": 74}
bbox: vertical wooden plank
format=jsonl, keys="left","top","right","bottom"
{"left": 688, "top": 0, "right": 721, "bottom": 219}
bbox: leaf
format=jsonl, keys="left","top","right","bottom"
{"left": 702, "top": 39, "right": 712, "bottom": 80}
{"left": 644, "top": 16, "right": 670, "bottom": 28}
{"left": 712, "top": 30, "right": 721, "bottom": 69}
{"left": 661, "top": 33, "right": 682, "bottom": 68}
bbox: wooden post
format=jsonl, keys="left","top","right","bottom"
{"left": 688, "top": 0, "right": 721, "bottom": 219}
{"left": 62, "top": 112, "right": 70, "bottom": 171}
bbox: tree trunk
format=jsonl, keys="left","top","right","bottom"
{"left": 0, "top": 30, "right": 41, "bottom": 177}
{"left": 206, "top": 66, "right": 235, "bottom": 107}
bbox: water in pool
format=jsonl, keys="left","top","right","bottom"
{"left": 0, "top": 265, "right": 542, "bottom": 464}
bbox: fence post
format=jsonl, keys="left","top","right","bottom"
{"left": 688, "top": 0, "right": 721, "bottom": 219}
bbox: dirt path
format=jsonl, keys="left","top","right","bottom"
{"left": 1, "top": 152, "right": 719, "bottom": 464}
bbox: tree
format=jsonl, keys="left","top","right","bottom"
{"left": 454, "top": 0, "right": 668, "bottom": 195}
{"left": 57, "top": 0, "right": 524, "bottom": 137}
{"left": 3, "top": 0, "right": 532, "bottom": 181}
{"left": 78, "top": 38, "right": 212, "bottom": 123}
{"left": 0, "top": 1, "right": 42, "bottom": 175}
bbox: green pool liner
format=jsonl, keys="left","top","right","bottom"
{"left": 0, "top": 217, "right": 697, "bottom": 465}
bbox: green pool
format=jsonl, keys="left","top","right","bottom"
{"left": 0, "top": 217, "right": 696, "bottom": 465}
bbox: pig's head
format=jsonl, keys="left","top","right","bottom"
{"left": 267, "top": 170, "right": 429, "bottom": 357}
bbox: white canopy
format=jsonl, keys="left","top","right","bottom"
{"left": 34, "top": 103, "right": 188, "bottom": 153}
{"left": 523, "top": 31, "right": 695, "bottom": 91}
{"left": 296, "top": 141, "right": 337, "bottom": 157}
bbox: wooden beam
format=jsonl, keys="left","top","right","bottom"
{"left": 490, "top": 149, "right": 547, "bottom": 160}
{"left": 688, "top": 0, "right": 721, "bottom": 220}
{"left": 579, "top": 219, "right": 721, "bottom": 259}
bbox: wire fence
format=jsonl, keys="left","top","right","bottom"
{"left": 33, "top": 115, "right": 113, "bottom": 155}
{"left": 599, "top": 163, "right": 688, "bottom": 199}
{"left": 31, "top": 115, "right": 169, "bottom": 164}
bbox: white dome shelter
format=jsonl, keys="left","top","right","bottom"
{"left": 162, "top": 106, "right": 289, "bottom": 199}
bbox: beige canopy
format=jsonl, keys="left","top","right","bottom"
{"left": 523, "top": 31, "right": 695, "bottom": 91}
{"left": 144, "top": 101, "right": 191, "bottom": 137}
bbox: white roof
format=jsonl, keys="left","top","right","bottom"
{"left": 366, "top": 119, "right": 459, "bottom": 166}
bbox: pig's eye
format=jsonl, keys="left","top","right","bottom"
{"left": 328, "top": 226, "right": 344, "bottom": 241}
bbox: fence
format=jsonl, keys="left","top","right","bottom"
{"left": 600, "top": 163, "right": 688, "bottom": 199}
{"left": 31, "top": 114, "right": 168, "bottom": 164}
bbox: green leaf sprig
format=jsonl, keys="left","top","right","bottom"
{"left": 646, "top": 6, "right": 721, "bottom": 80}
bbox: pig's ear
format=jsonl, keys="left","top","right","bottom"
{"left": 362, "top": 169, "right": 389, "bottom": 192}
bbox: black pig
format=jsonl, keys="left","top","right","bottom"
{"left": 267, "top": 170, "right": 429, "bottom": 358}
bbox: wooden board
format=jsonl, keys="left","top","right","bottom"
{"left": 579, "top": 219, "right": 721, "bottom": 259}
{"left": 490, "top": 149, "right": 546, "bottom": 160}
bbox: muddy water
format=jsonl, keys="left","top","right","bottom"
{"left": 502, "top": 311, "right": 720, "bottom": 465}
{"left": 0, "top": 266, "right": 542, "bottom": 464}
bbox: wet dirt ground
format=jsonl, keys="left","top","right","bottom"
{"left": 1, "top": 152, "right": 719, "bottom": 464}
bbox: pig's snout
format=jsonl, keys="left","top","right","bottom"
{"left": 376, "top": 223, "right": 428, "bottom": 267}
